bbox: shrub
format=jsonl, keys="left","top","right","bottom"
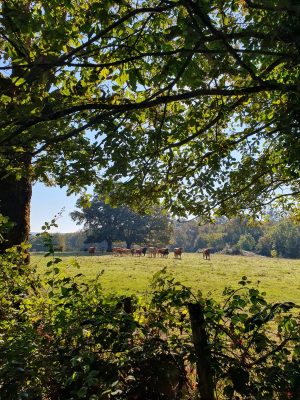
{"left": 0, "top": 232, "right": 299, "bottom": 399}
{"left": 222, "top": 244, "right": 241, "bottom": 255}
{"left": 237, "top": 234, "right": 256, "bottom": 251}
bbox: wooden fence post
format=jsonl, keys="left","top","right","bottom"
{"left": 188, "top": 302, "right": 215, "bottom": 400}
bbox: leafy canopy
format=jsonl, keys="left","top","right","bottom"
{"left": 71, "top": 197, "right": 173, "bottom": 247}
{"left": 0, "top": 0, "right": 299, "bottom": 218}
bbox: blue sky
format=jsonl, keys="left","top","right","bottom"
{"left": 30, "top": 182, "right": 84, "bottom": 233}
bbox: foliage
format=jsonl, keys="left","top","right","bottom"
{"left": 1, "top": 230, "right": 299, "bottom": 399}
{"left": 0, "top": 214, "right": 15, "bottom": 245}
{"left": 237, "top": 233, "right": 256, "bottom": 251}
{"left": 71, "top": 196, "right": 173, "bottom": 250}
{"left": 0, "top": 0, "right": 299, "bottom": 233}
{"left": 30, "top": 231, "right": 87, "bottom": 252}
{"left": 256, "top": 233, "right": 273, "bottom": 257}
{"left": 256, "top": 218, "right": 300, "bottom": 258}
{"left": 205, "top": 276, "right": 300, "bottom": 399}
{"left": 173, "top": 216, "right": 300, "bottom": 258}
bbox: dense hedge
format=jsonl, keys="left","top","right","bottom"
{"left": 0, "top": 237, "right": 299, "bottom": 399}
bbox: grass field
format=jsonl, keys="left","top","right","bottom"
{"left": 31, "top": 252, "right": 300, "bottom": 303}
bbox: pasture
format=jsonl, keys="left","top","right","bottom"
{"left": 31, "top": 252, "right": 300, "bottom": 303}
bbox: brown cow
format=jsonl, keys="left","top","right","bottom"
{"left": 174, "top": 247, "right": 183, "bottom": 259}
{"left": 135, "top": 249, "right": 142, "bottom": 257}
{"left": 112, "top": 247, "right": 121, "bottom": 256}
{"left": 203, "top": 248, "right": 210, "bottom": 260}
{"left": 130, "top": 247, "right": 142, "bottom": 257}
{"left": 148, "top": 247, "right": 157, "bottom": 258}
{"left": 89, "top": 246, "right": 96, "bottom": 255}
{"left": 54, "top": 245, "right": 63, "bottom": 252}
{"left": 113, "top": 247, "right": 131, "bottom": 256}
{"left": 157, "top": 248, "right": 169, "bottom": 258}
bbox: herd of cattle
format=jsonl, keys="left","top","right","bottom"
{"left": 111, "top": 246, "right": 183, "bottom": 259}
{"left": 87, "top": 246, "right": 211, "bottom": 259}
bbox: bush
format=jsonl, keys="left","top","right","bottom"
{"left": 222, "top": 244, "right": 241, "bottom": 255}
{"left": 0, "top": 234, "right": 299, "bottom": 399}
{"left": 237, "top": 234, "right": 256, "bottom": 251}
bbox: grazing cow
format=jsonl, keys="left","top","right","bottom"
{"left": 148, "top": 247, "right": 157, "bottom": 258}
{"left": 131, "top": 248, "right": 142, "bottom": 257}
{"left": 157, "top": 248, "right": 168, "bottom": 258}
{"left": 113, "top": 247, "right": 122, "bottom": 256}
{"left": 135, "top": 249, "right": 142, "bottom": 257}
{"left": 54, "top": 245, "right": 63, "bottom": 252}
{"left": 113, "top": 247, "right": 131, "bottom": 256}
{"left": 174, "top": 247, "right": 183, "bottom": 259}
{"left": 203, "top": 248, "right": 210, "bottom": 260}
{"left": 162, "top": 248, "right": 169, "bottom": 258}
{"left": 113, "top": 247, "right": 123, "bottom": 256}
{"left": 112, "top": 247, "right": 120, "bottom": 256}
{"left": 89, "top": 246, "right": 96, "bottom": 255}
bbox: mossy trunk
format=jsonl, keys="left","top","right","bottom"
{"left": 0, "top": 155, "right": 32, "bottom": 252}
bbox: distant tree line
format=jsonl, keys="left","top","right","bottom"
{"left": 30, "top": 203, "right": 300, "bottom": 259}
{"left": 173, "top": 216, "right": 300, "bottom": 259}
{"left": 29, "top": 231, "right": 87, "bottom": 253}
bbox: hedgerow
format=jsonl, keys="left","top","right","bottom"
{"left": 0, "top": 229, "right": 299, "bottom": 399}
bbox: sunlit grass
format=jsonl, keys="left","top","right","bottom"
{"left": 31, "top": 252, "right": 300, "bottom": 303}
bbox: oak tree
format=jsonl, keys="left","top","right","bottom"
{"left": 0, "top": 0, "right": 299, "bottom": 249}
{"left": 71, "top": 197, "right": 172, "bottom": 251}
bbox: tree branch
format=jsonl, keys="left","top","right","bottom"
{"left": 1, "top": 81, "right": 295, "bottom": 146}
{"left": 59, "top": 4, "right": 179, "bottom": 63}
{"left": 245, "top": 0, "right": 300, "bottom": 16}
{"left": 183, "top": 0, "right": 269, "bottom": 87}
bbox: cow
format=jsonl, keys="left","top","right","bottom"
{"left": 203, "top": 248, "right": 210, "bottom": 260}
{"left": 112, "top": 247, "right": 120, "bottom": 256}
{"left": 135, "top": 249, "right": 142, "bottom": 257}
{"left": 113, "top": 247, "right": 131, "bottom": 256}
{"left": 174, "top": 247, "right": 183, "bottom": 259}
{"left": 142, "top": 247, "right": 147, "bottom": 256}
{"left": 148, "top": 247, "right": 157, "bottom": 258}
{"left": 131, "top": 247, "right": 142, "bottom": 257}
{"left": 53, "top": 245, "right": 63, "bottom": 252}
{"left": 88, "top": 246, "right": 96, "bottom": 255}
{"left": 162, "top": 248, "right": 169, "bottom": 258}
{"left": 157, "top": 248, "right": 169, "bottom": 258}
{"left": 113, "top": 247, "right": 125, "bottom": 256}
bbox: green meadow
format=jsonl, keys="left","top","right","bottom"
{"left": 31, "top": 252, "right": 300, "bottom": 303}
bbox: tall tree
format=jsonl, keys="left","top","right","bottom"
{"left": 71, "top": 197, "right": 172, "bottom": 251}
{"left": 258, "top": 218, "right": 300, "bottom": 258}
{"left": 0, "top": 0, "right": 299, "bottom": 249}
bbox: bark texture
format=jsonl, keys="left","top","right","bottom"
{"left": 0, "top": 155, "right": 32, "bottom": 252}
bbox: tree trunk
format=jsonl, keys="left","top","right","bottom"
{"left": 188, "top": 302, "right": 215, "bottom": 400}
{"left": 0, "top": 155, "right": 32, "bottom": 252}
{"left": 106, "top": 238, "right": 113, "bottom": 252}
